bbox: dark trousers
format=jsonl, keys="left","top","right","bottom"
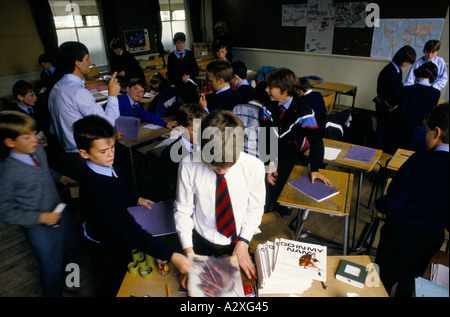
{"left": 85, "top": 238, "right": 131, "bottom": 297}
{"left": 193, "top": 230, "right": 235, "bottom": 257}
{"left": 375, "top": 222, "right": 444, "bottom": 297}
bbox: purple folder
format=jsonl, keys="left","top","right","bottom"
{"left": 127, "top": 200, "right": 176, "bottom": 236}
{"left": 344, "top": 145, "right": 376, "bottom": 163}
{"left": 115, "top": 116, "right": 140, "bottom": 140}
{"left": 288, "top": 175, "right": 339, "bottom": 202}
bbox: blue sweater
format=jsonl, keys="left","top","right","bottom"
{"left": 376, "top": 148, "right": 449, "bottom": 230}
{"left": 118, "top": 94, "right": 167, "bottom": 127}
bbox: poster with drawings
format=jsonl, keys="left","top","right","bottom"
{"left": 305, "top": 0, "right": 335, "bottom": 54}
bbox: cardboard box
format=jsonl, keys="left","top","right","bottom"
{"left": 193, "top": 42, "right": 215, "bottom": 60}
{"left": 87, "top": 66, "right": 99, "bottom": 78}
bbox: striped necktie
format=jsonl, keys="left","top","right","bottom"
{"left": 29, "top": 154, "right": 39, "bottom": 166}
{"left": 133, "top": 103, "right": 138, "bottom": 113}
{"left": 279, "top": 105, "right": 286, "bottom": 119}
{"left": 215, "top": 173, "right": 238, "bottom": 244}
{"left": 28, "top": 107, "right": 34, "bottom": 117}
{"left": 179, "top": 52, "right": 183, "bottom": 61}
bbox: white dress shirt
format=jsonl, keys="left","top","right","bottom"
{"left": 404, "top": 55, "right": 448, "bottom": 90}
{"left": 174, "top": 151, "right": 266, "bottom": 249}
{"left": 48, "top": 74, "right": 119, "bottom": 153}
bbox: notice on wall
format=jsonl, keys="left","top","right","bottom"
{"left": 305, "top": 0, "right": 335, "bottom": 54}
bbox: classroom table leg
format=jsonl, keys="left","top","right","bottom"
{"left": 294, "top": 209, "right": 309, "bottom": 241}
{"left": 344, "top": 215, "right": 349, "bottom": 256}
{"left": 352, "top": 171, "right": 363, "bottom": 249}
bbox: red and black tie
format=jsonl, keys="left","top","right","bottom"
{"left": 279, "top": 105, "right": 286, "bottom": 119}
{"left": 29, "top": 154, "right": 39, "bottom": 166}
{"left": 215, "top": 173, "right": 238, "bottom": 244}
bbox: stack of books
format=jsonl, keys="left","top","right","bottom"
{"left": 255, "top": 238, "right": 327, "bottom": 295}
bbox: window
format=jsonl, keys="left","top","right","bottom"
{"left": 159, "top": 0, "right": 190, "bottom": 51}
{"left": 48, "top": 0, "right": 108, "bottom": 66}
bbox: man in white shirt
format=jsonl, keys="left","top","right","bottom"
{"left": 48, "top": 41, "right": 121, "bottom": 178}
{"left": 174, "top": 110, "right": 265, "bottom": 282}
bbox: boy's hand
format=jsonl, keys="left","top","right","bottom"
{"left": 137, "top": 197, "right": 153, "bottom": 209}
{"left": 311, "top": 171, "right": 331, "bottom": 185}
{"left": 39, "top": 212, "right": 62, "bottom": 226}
{"left": 233, "top": 241, "right": 257, "bottom": 280}
{"left": 199, "top": 95, "right": 207, "bottom": 109}
{"left": 166, "top": 121, "right": 178, "bottom": 129}
{"left": 60, "top": 175, "right": 77, "bottom": 185}
{"left": 108, "top": 72, "right": 121, "bottom": 97}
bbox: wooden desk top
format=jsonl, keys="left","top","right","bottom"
{"left": 265, "top": 255, "right": 388, "bottom": 297}
{"left": 119, "top": 122, "right": 170, "bottom": 148}
{"left": 278, "top": 166, "right": 353, "bottom": 216}
{"left": 387, "top": 148, "right": 415, "bottom": 171}
{"left": 312, "top": 81, "right": 357, "bottom": 93}
{"left": 320, "top": 138, "right": 383, "bottom": 173}
{"left": 117, "top": 255, "right": 388, "bottom": 297}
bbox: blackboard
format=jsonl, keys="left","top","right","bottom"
{"left": 211, "top": 0, "right": 448, "bottom": 57}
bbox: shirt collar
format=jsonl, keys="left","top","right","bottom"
{"left": 279, "top": 96, "right": 294, "bottom": 110}
{"left": 86, "top": 160, "right": 117, "bottom": 178}
{"left": 127, "top": 93, "right": 139, "bottom": 106}
{"left": 391, "top": 61, "right": 401, "bottom": 73}
{"left": 9, "top": 151, "right": 36, "bottom": 166}
{"left": 17, "top": 103, "right": 32, "bottom": 114}
{"left": 216, "top": 85, "right": 230, "bottom": 95}
{"left": 435, "top": 145, "right": 449, "bottom": 152}
{"left": 417, "top": 79, "right": 432, "bottom": 87}
{"left": 237, "top": 80, "right": 249, "bottom": 88}
{"left": 174, "top": 49, "right": 186, "bottom": 59}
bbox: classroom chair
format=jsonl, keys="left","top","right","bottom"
{"left": 365, "top": 152, "right": 393, "bottom": 209}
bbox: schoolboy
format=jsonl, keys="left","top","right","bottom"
{"left": 109, "top": 38, "right": 145, "bottom": 83}
{"left": 37, "top": 53, "right": 63, "bottom": 94}
{"left": 73, "top": 115, "right": 193, "bottom": 296}
{"left": 231, "top": 61, "right": 255, "bottom": 104}
{"left": 11, "top": 80, "right": 48, "bottom": 135}
{"left": 232, "top": 80, "right": 270, "bottom": 158}
{"left": 404, "top": 40, "right": 448, "bottom": 90}
{"left": 0, "top": 111, "right": 77, "bottom": 297}
{"left": 160, "top": 103, "right": 207, "bottom": 198}
{"left": 118, "top": 77, "right": 177, "bottom": 129}
{"left": 167, "top": 32, "right": 199, "bottom": 103}
{"left": 174, "top": 110, "right": 265, "bottom": 283}
{"left": 199, "top": 60, "right": 237, "bottom": 112}
{"left": 260, "top": 68, "right": 330, "bottom": 215}
{"left": 375, "top": 102, "right": 449, "bottom": 297}
{"left": 48, "top": 41, "right": 121, "bottom": 178}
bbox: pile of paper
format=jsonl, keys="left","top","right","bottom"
{"left": 255, "top": 238, "right": 327, "bottom": 295}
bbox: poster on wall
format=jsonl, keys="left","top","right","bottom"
{"left": 124, "top": 29, "right": 150, "bottom": 53}
{"left": 305, "top": 0, "right": 335, "bottom": 54}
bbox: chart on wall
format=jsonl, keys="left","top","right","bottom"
{"left": 370, "top": 19, "right": 445, "bottom": 59}
{"left": 124, "top": 29, "right": 151, "bottom": 53}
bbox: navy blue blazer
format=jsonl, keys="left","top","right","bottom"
{"left": 118, "top": 94, "right": 167, "bottom": 127}
{"left": 377, "top": 62, "right": 403, "bottom": 106}
{"left": 205, "top": 87, "right": 238, "bottom": 112}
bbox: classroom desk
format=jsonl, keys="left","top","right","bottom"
{"left": 386, "top": 148, "right": 415, "bottom": 171}
{"left": 119, "top": 122, "right": 171, "bottom": 189}
{"left": 312, "top": 81, "right": 357, "bottom": 111}
{"left": 305, "top": 138, "right": 382, "bottom": 250}
{"left": 277, "top": 166, "right": 354, "bottom": 255}
{"left": 116, "top": 255, "right": 388, "bottom": 297}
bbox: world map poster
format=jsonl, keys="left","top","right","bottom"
{"left": 370, "top": 18, "right": 445, "bottom": 59}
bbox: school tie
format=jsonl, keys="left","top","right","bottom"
{"left": 215, "top": 173, "right": 238, "bottom": 244}
{"left": 279, "top": 105, "right": 286, "bottom": 119}
{"left": 29, "top": 154, "right": 39, "bottom": 167}
{"left": 179, "top": 52, "right": 183, "bottom": 61}
{"left": 28, "top": 107, "right": 34, "bottom": 117}
{"left": 191, "top": 143, "right": 199, "bottom": 153}
{"left": 133, "top": 103, "right": 138, "bottom": 113}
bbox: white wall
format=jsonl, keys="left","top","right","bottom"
{"left": 232, "top": 7, "right": 449, "bottom": 111}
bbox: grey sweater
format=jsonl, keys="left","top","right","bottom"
{"left": 0, "top": 146, "right": 62, "bottom": 228}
